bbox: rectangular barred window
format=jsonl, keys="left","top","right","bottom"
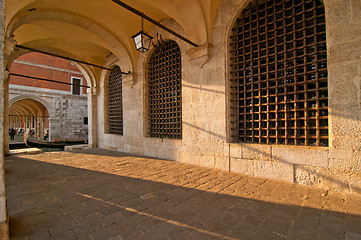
{"left": 230, "top": 0, "right": 328, "bottom": 146}
{"left": 148, "top": 40, "right": 182, "bottom": 139}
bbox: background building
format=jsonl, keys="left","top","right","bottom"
{"left": 9, "top": 52, "right": 88, "bottom": 142}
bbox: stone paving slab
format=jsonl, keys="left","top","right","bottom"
{"left": 5, "top": 148, "right": 361, "bottom": 240}
{"left": 9, "top": 148, "right": 42, "bottom": 155}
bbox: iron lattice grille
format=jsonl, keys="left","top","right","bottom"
{"left": 230, "top": 0, "right": 328, "bottom": 146}
{"left": 108, "top": 66, "right": 123, "bottom": 135}
{"left": 148, "top": 40, "right": 182, "bottom": 139}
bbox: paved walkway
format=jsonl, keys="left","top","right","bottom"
{"left": 5, "top": 148, "right": 361, "bottom": 240}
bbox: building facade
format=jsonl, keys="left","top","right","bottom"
{"left": 9, "top": 52, "right": 88, "bottom": 142}
{"left": 1, "top": 0, "right": 361, "bottom": 238}
{"left": 96, "top": 0, "right": 361, "bottom": 195}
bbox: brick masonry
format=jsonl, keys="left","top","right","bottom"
{"left": 10, "top": 52, "right": 86, "bottom": 94}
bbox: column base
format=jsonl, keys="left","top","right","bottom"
{"left": 0, "top": 221, "right": 9, "bottom": 240}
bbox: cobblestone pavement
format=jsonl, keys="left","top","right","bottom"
{"left": 5, "top": 148, "right": 361, "bottom": 240}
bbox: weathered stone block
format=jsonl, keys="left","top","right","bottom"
{"left": 253, "top": 159, "right": 294, "bottom": 182}
{"left": 328, "top": 158, "right": 353, "bottom": 170}
{"left": 198, "top": 154, "right": 215, "bottom": 168}
{"left": 130, "top": 145, "right": 142, "bottom": 155}
{"left": 199, "top": 141, "right": 226, "bottom": 155}
{"left": 294, "top": 165, "right": 322, "bottom": 187}
{"left": 351, "top": 0, "right": 361, "bottom": 23}
{"left": 352, "top": 151, "right": 361, "bottom": 171}
{"left": 0, "top": 1, "right": 4, "bottom": 14}
{"left": 294, "top": 165, "right": 355, "bottom": 193}
{"left": 209, "top": 121, "right": 227, "bottom": 143}
{"left": 181, "top": 140, "right": 201, "bottom": 154}
{"left": 328, "top": 148, "right": 354, "bottom": 169}
{"left": 331, "top": 136, "right": 361, "bottom": 151}
{"left": 328, "top": 62, "right": 359, "bottom": 105}
{"left": 143, "top": 143, "right": 158, "bottom": 158}
{"left": 272, "top": 146, "right": 328, "bottom": 167}
{"left": 179, "top": 151, "right": 197, "bottom": 165}
{"left": 229, "top": 144, "right": 242, "bottom": 158}
{"left": 182, "top": 123, "right": 198, "bottom": 140}
{"left": 64, "top": 144, "right": 88, "bottom": 151}
{"left": 106, "top": 135, "right": 123, "bottom": 150}
{"left": 325, "top": 0, "right": 351, "bottom": 26}
{"left": 196, "top": 125, "right": 212, "bottom": 142}
{"left": 329, "top": 111, "right": 361, "bottom": 138}
{"left": 328, "top": 25, "right": 361, "bottom": 46}
{"left": 124, "top": 144, "right": 131, "bottom": 153}
{"left": 350, "top": 179, "right": 361, "bottom": 195}
{"left": 157, "top": 145, "right": 179, "bottom": 161}
{"left": 0, "top": 222, "right": 9, "bottom": 240}
{"left": 0, "top": 195, "right": 6, "bottom": 222}
{"left": 242, "top": 144, "right": 271, "bottom": 160}
{"left": 328, "top": 148, "right": 353, "bottom": 159}
{"left": 214, "top": 155, "right": 229, "bottom": 171}
{"left": 230, "top": 158, "right": 294, "bottom": 182}
{"left": 329, "top": 39, "right": 361, "bottom": 64}
{"left": 230, "top": 157, "right": 252, "bottom": 175}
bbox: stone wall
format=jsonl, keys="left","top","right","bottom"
{"left": 97, "top": 0, "right": 361, "bottom": 194}
{"left": 50, "top": 96, "right": 88, "bottom": 142}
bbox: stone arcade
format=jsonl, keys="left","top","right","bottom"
{"left": 1, "top": 0, "right": 361, "bottom": 238}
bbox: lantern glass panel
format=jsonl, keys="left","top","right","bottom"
{"left": 133, "top": 34, "right": 142, "bottom": 49}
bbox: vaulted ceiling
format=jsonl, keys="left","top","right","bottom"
{"left": 6, "top": 0, "right": 223, "bottom": 79}
{"left": 9, "top": 98, "right": 48, "bottom": 117}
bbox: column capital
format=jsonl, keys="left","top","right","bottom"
{"left": 87, "top": 87, "right": 98, "bottom": 95}
{"left": 4, "top": 38, "right": 17, "bottom": 60}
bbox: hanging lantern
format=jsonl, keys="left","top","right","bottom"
{"left": 131, "top": 17, "right": 153, "bottom": 52}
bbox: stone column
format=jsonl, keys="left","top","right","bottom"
{"left": 24, "top": 116, "right": 27, "bottom": 132}
{"left": 36, "top": 117, "right": 40, "bottom": 139}
{"left": 87, "top": 87, "right": 98, "bottom": 147}
{"left": 36, "top": 116, "right": 41, "bottom": 139}
{"left": 3, "top": 76, "right": 9, "bottom": 155}
{"left": 40, "top": 116, "right": 44, "bottom": 140}
{"left": 0, "top": 0, "right": 9, "bottom": 237}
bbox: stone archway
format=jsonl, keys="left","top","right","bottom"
{"left": 9, "top": 98, "right": 49, "bottom": 141}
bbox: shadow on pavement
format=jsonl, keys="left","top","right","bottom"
{"left": 5, "top": 153, "right": 361, "bottom": 240}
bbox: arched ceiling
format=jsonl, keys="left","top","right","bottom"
{"left": 9, "top": 99, "right": 48, "bottom": 117}
{"left": 6, "top": 0, "right": 222, "bottom": 77}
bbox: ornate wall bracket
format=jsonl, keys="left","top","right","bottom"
{"left": 186, "top": 43, "right": 211, "bottom": 66}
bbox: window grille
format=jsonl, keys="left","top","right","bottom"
{"left": 108, "top": 66, "right": 123, "bottom": 135}
{"left": 230, "top": 0, "right": 328, "bottom": 146}
{"left": 147, "top": 40, "right": 182, "bottom": 139}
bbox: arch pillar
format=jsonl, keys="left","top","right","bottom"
{"left": 0, "top": 0, "right": 9, "bottom": 237}
{"left": 88, "top": 87, "right": 98, "bottom": 147}
{"left": 3, "top": 72, "right": 9, "bottom": 156}
{"left": 48, "top": 118, "right": 58, "bottom": 142}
